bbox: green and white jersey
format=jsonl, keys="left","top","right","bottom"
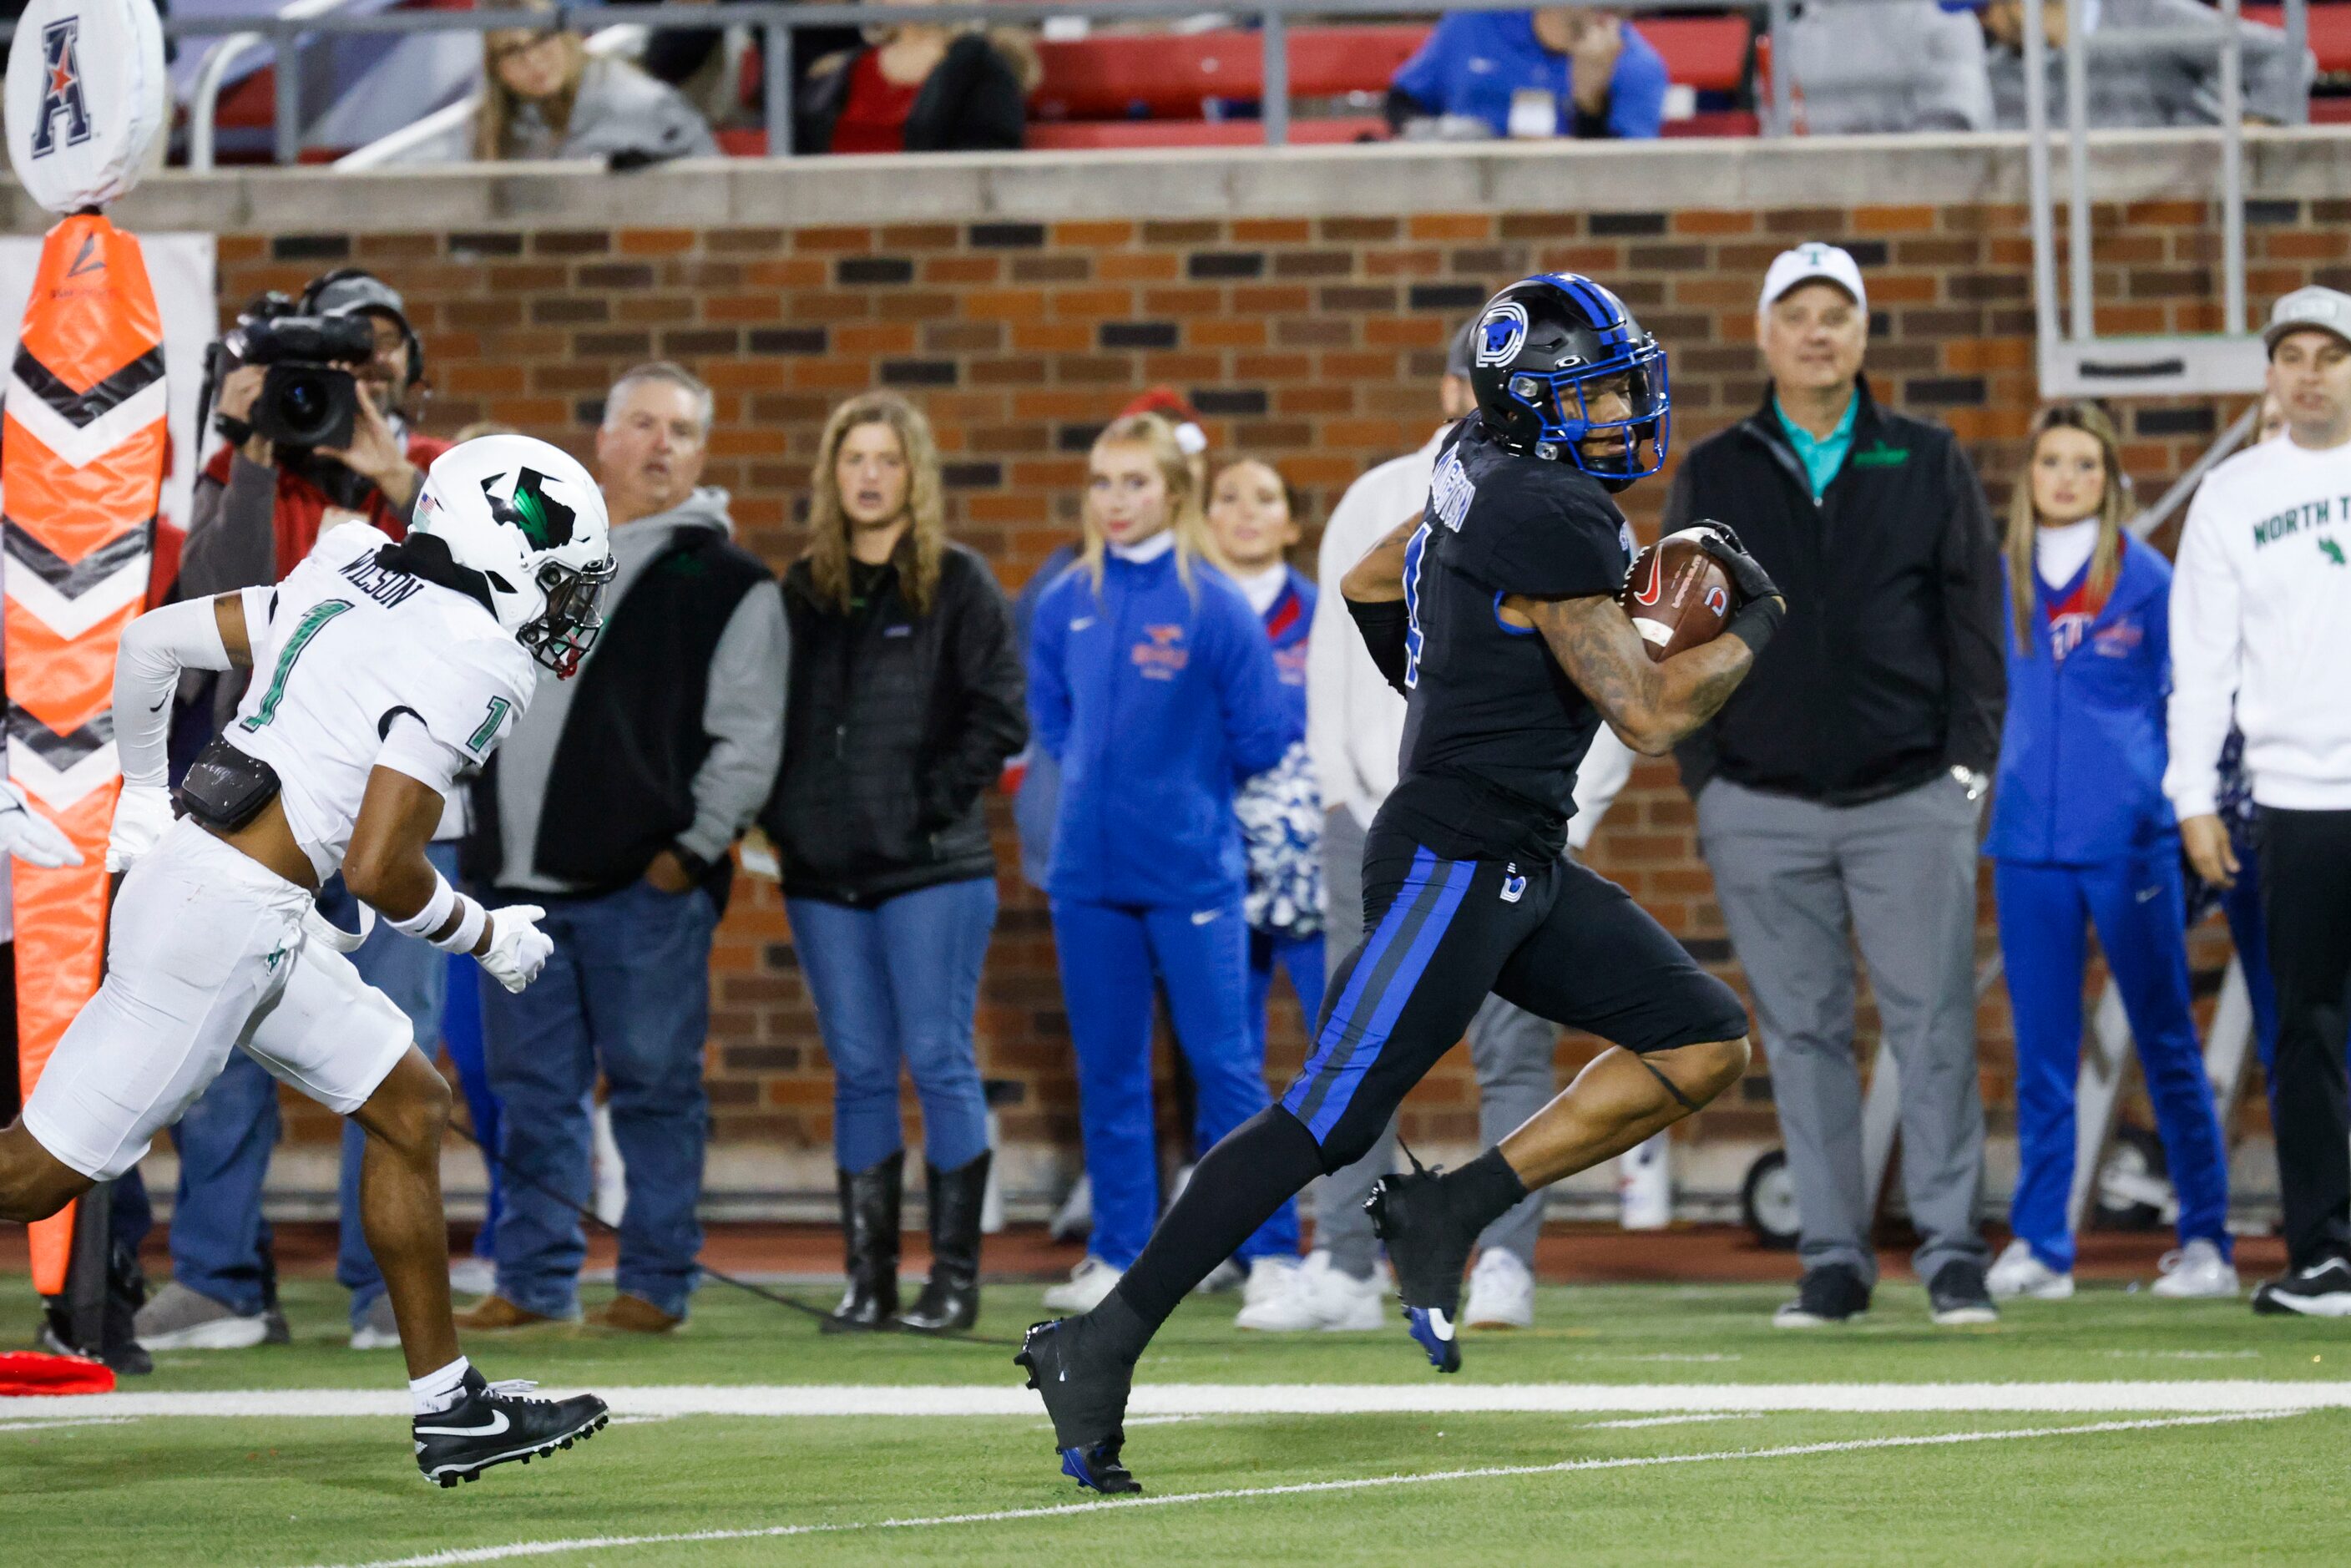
{"left": 229, "top": 521, "right": 536, "bottom": 880}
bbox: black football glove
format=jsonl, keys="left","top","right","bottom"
{"left": 1688, "top": 521, "right": 1780, "bottom": 608}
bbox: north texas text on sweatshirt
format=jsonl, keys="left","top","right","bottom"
{"left": 2166, "top": 436, "right": 2351, "bottom": 817}
{"left": 1026, "top": 534, "right": 1293, "bottom": 909}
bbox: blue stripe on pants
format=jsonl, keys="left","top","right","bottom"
{"left": 1283, "top": 847, "right": 1475, "bottom": 1142}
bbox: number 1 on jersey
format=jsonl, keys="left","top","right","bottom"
{"left": 1401, "top": 521, "right": 1432, "bottom": 690}
{"left": 239, "top": 599, "right": 354, "bottom": 732}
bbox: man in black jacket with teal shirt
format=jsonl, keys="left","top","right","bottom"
{"left": 461, "top": 362, "right": 787, "bottom": 1336}
{"left": 1665, "top": 244, "right": 2006, "bottom": 1331}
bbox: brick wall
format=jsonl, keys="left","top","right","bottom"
{"left": 217, "top": 193, "right": 2332, "bottom": 1186}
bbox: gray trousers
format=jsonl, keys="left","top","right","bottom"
{"left": 1696, "top": 774, "right": 1989, "bottom": 1286}
{"left": 1309, "top": 806, "right": 1556, "bottom": 1278}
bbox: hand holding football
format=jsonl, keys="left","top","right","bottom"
{"left": 1618, "top": 529, "right": 1736, "bottom": 663}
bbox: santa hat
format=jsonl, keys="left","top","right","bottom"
{"left": 1118, "top": 387, "right": 1208, "bottom": 457}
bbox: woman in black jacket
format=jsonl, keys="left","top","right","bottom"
{"left": 766, "top": 391, "right": 1027, "bottom": 1333}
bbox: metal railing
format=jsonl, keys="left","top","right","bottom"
{"left": 108, "top": 0, "right": 2319, "bottom": 167}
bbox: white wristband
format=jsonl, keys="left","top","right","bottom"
{"left": 387, "top": 871, "right": 458, "bottom": 940}
{"left": 432, "top": 895, "right": 487, "bottom": 956}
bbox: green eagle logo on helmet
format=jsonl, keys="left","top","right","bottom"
{"left": 482, "top": 468, "right": 576, "bottom": 550}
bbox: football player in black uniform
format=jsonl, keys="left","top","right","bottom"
{"left": 1018, "top": 273, "right": 1787, "bottom": 1494}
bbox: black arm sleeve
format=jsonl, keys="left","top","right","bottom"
{"left": 1347, "top": 597, "right": 1413, "bottom": 695}
{"left": 916, "top": 558, "right": 1031, "bottom": 828}
{"left": 1935, "top": 437, "right": 2007, "bottom": 776}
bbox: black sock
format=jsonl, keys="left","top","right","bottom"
{"left": 1100, "top": 1105, "right": 1325, "bottom": 1358}
{"left": 1438, "top": 1147, "right": 1529, "bottom": 1237}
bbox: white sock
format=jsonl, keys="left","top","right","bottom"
{"left": 410, "top": 1356, "right": 473, "bottom": 1417}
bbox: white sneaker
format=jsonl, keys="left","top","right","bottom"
{"left": 1986, "top": 1239, "right": 2075, "bottom": 1301}
{"left": 133, "top": 1282, "right": 270, "bottom": 1352}
{"left": 447, "top": 1256, "right": 498, "bottom": 1298}
{"left": 1040, "top": 1255, "right": 1124, "bottom": 1312}
{"left": 348, "top": 1292, "right": 401, "bottom": 1351}
{"left": 2151, "top": 1238, "right": 2241, "bottom": 1299}
{"left": 1463, "top": 1248, "right": 1536, "bottom": 1329}
{"left": 1234, "top": 1250, "right": 1388, "bottom": 1332}
{"left": 1240, "top": 1255, "right": 1299, "bottom": 1309}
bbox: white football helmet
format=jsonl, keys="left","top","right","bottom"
{"left": 411, "top": 435, "right": 616, "bottom": 678}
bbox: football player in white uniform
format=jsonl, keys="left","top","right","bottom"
{"left": 0, "top": 435, "right": 618, "bottom": 1485}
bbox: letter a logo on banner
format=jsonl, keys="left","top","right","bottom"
{"left": 30, "top": 20, "right": 91, "bottom": 159}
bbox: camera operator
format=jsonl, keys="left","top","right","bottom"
{"left": 132, "top": 267, "right": 459, "bottom": 1358}
{"left": 181, "top": 269, "right": 447, "bottom": 613}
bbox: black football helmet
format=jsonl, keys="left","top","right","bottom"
{"left": 1467, "top": 273, "right": 1670, "bottom": 487}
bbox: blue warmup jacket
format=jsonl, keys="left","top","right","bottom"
{"left": 1984, "top": 536, "right": 2177, "bottom": 867}
{"left": 1029, "top": 547, "right": 1293, "bottom": 909}
{"left": 1262, "top": 565, "right": 1317, "bottom": 736}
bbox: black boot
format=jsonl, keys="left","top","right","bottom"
{"left": 823, "top": 1158, "right": 902, "bottom": 1333}
{"left": 897, "top": 1151, "right": 990, "bottom": 1333}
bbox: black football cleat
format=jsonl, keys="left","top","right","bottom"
{"left": 412, "top": 1368, "right": 609, "bottom": 1487}
{"left": 1015, "top": 1317, "right": 1140, "bottom": 1495}
{"left": 1366, "top": 1163, "right": 1478, "bottom": 1373}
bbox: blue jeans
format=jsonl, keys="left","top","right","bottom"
{"left": 479, "top": 879, "right": 718, "bottom": 1321}
{"left": 169, "top": 844, "right": 453, "bottom": 1324}
{"left": 1996, "top": 852, "right": 2231, "bottom": 1272}
{"left": 438, "top": 949, "right": 503, "bottom": 1260}
{"left": 1051, "top": 897, "right": 1298, "bottom": 1270}
{"left": 787, "top": 878, "right": 997, "bottom": 1176}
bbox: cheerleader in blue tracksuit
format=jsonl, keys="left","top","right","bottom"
{"left": 1206, "top": 456, "right": 1328, "bottom": 1065}
{"left": 1984, "top": 403, "right": 2235, "bottom": 1302}
{"left": 1029, "top": 415, "right": 1302, "bottom": 1312}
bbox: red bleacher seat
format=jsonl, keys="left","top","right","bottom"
{"left": 2245, "top": 5, "right": 2351, "bottom": 73}
{"left": 1030, "top": 17, "right": 1750, "bottom": 124}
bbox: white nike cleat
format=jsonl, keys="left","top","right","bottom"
{"left": 2151, "top": 1238, "right": 2240, "bottom": 1299}
{"left": 1986, "top": 1239, "right": 2075, "bottom": 1302}
{"left": 1235, "top": 1251, "right": 1388, "bottom": 1332}
{"left": 1463, "top": 1248, "right": 1536, "bottom": 1329}
{"left": 1040, "top": 1255, "right": 1125, "bottom": 1313}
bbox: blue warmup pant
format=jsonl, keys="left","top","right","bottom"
{"left": 787, "top": 877, "right": 998, "bottom": 1176}
{"left": 1246, "top": 928, "right": 1327, "bottom": 1068}
{"left": 1051, "top": 898, "right": 1298, "bottom": 1270}
{"left": 1995, "top": 853, "right": 2231, "bottom": 1272}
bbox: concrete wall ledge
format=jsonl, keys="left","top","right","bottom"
{"left": 24, "top": 125, "right": 2351, "bottom": 237}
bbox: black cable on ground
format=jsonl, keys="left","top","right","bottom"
{"left": 442, "top": 1112, "right": 1019, "bottom": 1350}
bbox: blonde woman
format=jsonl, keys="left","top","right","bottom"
{"left": 474, "top": 2, "right": 717, "bottom": 164}
{"left": 1027, "top": 416, "right": 1300, "bottom": 1315}
{"left": 1982, "top": 402, "right": 2233, "bottom": 1303}
{"left": 764, "top": 392, "right": 1028, "bottom": 1333}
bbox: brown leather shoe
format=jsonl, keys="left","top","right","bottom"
{"left": 452, "top": 1294, "right": 558, "bottom": 1332}
{"left": 590, "top": 1293, "right": 682, "bottom": 1334}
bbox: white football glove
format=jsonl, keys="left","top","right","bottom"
{"left": 105, "top": 783, "right": 175, "bottom": 873}
{"left": 0, "top": 780, "right": 83, "bottom": 869}
{"left": 479, "top": 903, "right": 553, "bottom": 994}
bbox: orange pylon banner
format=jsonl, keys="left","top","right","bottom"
{"left": 4, "top": 212, "right": 163, "bottom": 1294}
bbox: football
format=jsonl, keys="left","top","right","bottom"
{"left": 1619, "top": 529, "right": 1737, "bottom": 663}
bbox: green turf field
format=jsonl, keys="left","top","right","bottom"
{"left": 4, "top": 1276, "right": 2349, "bottom": 1566}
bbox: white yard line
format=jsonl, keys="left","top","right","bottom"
{"left": 292, "top": 1411, "right": 2299, "bottom": 1568}
{"left": 0, "top": 1416, "right": 139, "bottom": 1433}
{"left": 14, "top": 1380, "right": 2351, "bottom": 1421}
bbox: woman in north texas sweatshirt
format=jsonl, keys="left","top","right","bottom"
{"left": 1026, "top": 414, "right": 1300, "bottom": 1312}
{"left": 1982, "top": 403, "right": 2233, "bottom": 1305}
